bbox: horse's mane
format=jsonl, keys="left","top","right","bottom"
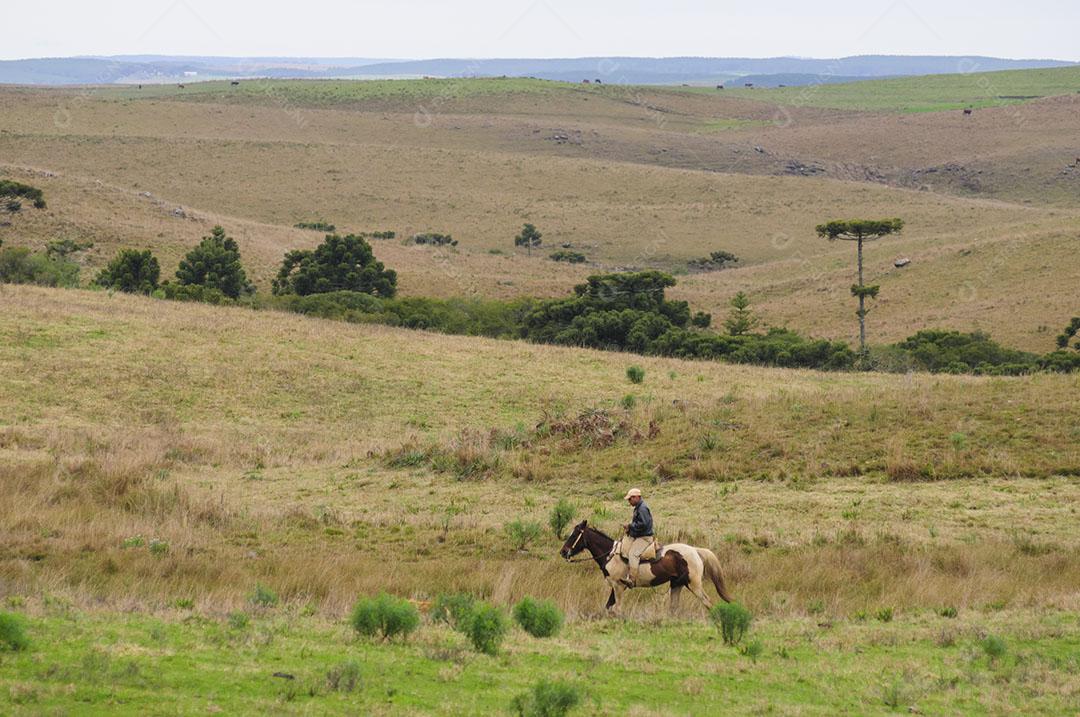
{"left": 588, "top": 526, "right": 614, "bottom": 542}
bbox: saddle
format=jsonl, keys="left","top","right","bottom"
{"left": 617, "top": 535, "right": 661, "bottom": 563}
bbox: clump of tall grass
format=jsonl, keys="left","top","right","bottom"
{"left": 349, "top": 593, "right": 419, "bottom": 641}
{"left": 709, "top": 602, "right": 751, "bottom": 645}
{"left": 511, "top": 678, "right": 582, "bottom": 717}
{"left": 0, "top": 612, "right": 30, "bottom": 651}
{"left": 512, "top": 597, "right": 563, "bottom": 638}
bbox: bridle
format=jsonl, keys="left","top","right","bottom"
{"left": 563, "top": 527, "right": 611, "bottom": 564}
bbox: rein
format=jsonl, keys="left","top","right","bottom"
{"left": 564, "top": 527, "right": 616, "bottom": 564}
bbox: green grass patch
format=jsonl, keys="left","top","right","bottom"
{"left": 694, "top": 66, "right": 1080, "bottom": 113}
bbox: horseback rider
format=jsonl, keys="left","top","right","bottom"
{"left": 621, "top": 488, "right": 654, "bottom": 587}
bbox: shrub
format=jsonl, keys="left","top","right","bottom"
{"left": 626, "top": 365, "right": 645, "bottom": 384}
{"left": 273, "top": 234, "right": 397, "bottom": 297}
{"left": 227, "top": 612, "right": 250, "bottom": 630}
{"left": 349, "top": 593, "right": 420, "bottom": 641}
{"left": 95, "top": 249, "right": 160, "bottom": 294}
{"left": 464, "top": 602, "right": 508, "bottom": 655}
{"left": 326, "top": 660, "right": 361, "bottom": 692}
{"left": 432, "top": 593, "right": 477, "bottom": 630}
{"left": 981, "top": 634, "right": 1007, "bottom": 661}
{"left": 158, "top": 281, "right": 232, "bottom": 305}
{"left": 939, "top": 606, "right": 958, "bottom": 619}
{"left": 738, "top": 639, "right": 764, "bottom": 662}
{"left": 511, "top": 679, "right": 582, "bottom": 717}
{"left": 549, "top": 250, "right": 586, "bottom": 263}
{"left": 249, "top": 584, "right": 279, "bottom": 608}
{"left": 0, "top": 246, "right": 80, "bottom": 288}
{"left": 0, "top": 180, "right": 46, "bottom": 209}
{"left": 410, "top": 232, "right": 457, "bottom": 247}
{"left": 506, "top": 520, "right": 543, "bottom": 550}
{"left": 875, "top": 607, "right": 894, "bottom": 623}
{"left": 688, "top": 250, "right": 739, "bottom": 272}
{"left": 295, "top": 221, "right": 336, "bottom": 232}
{"left": 512, "top": 597, "right": 563, "bottom": 638}
{"left": 549, "top": 499, "right": 576, "bottom": 538}
{"left": 45, "top": 239, "right": 93, "bottom": 259}
{"left": 709, "top": 602, "right": 752, "bottom": 645}
{"left": 0, "top": 612, "right": 30, "bottom": 651}
{"left": 175, "top": 226, "right": 253, "bottom": 299}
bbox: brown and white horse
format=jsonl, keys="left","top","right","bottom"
{"left": 560, "top": 520, "right": 732, "bottom": 615}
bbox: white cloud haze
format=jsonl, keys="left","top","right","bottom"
{"left": 6, "top": 0, "right": 1079, "bottom": 61}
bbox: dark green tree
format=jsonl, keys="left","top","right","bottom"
{"left": 724, "top": 291, "right": 757, "bottom": 336}
{"left": 95, "top": 249, "right": 160, "bottom": 294}
{"left": 272, "top": 233, "right": 397, "bottom": 297}
{"left": 816, "top": 218, "right": 904, "bottom": 355}
{"left": 1056, "top": 317, "right": 1080, "bottom": 351}
{"left": 176, "top": 226, "right": 252, "bottom": 299}
{"left": 0, "top": 181, "right": 46, "bottom": 224}
{"left": 514, "top": 223, "right": 542, "bottom": 256}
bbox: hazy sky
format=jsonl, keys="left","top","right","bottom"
{"left": 7, "top": 0, "right": 1079, "bottom": 62}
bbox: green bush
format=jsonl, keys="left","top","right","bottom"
{"left": 549, "top": 498, "right": 576, "bottom": 538}
{"left": 295, "top": 221, "right": 336, "bottom": 232}
{"left": 464, "top": 602, "right": 508, "bottom": 655}
{"left": 0, "top": 246, "right": 80, "bottom": 288}
{"left": 158, "top": 281, "right": 232, "bottom": 305}
{"left": 511, "top": 679, "right": 582, "bottom": 717}
{"left": 875, "top": 607, "right": 894, "bottom": 623}
{"left": 506, "top": 520, "right": 543, "bottom": 550}
{"left": 410, "top": 232, "right": 457, "bottom": 246}
{"left": 432, "top": 592, "right": 477, "bottom": 630}
{"left": 349, "top": 593, "right": 420, "bottom": 641}
{"left": 0, "top": 612, "right": 30, "bottom": 651}
{"left": 981, "top": 634, "right": 1007, "bottom": 661}
{"left": 549, "top": 250, "right": 586, "bottom": 263}
{"left": 248, "top": 584, "right": 279, "bottom": 608}
{"left": 95, "top": 249, "right": 160, "bottom": 294}
{"left": 326, "top": 660, "right": 361, "bottom": 692}
{"left": 738, "top": 639, "right": 764, "bottom": 662}
{"left": 0, "top": 180, "right": 46, "bottom": 209}
{"left": 939, "top": 606, "right": 958, "bottom": 619}
{"left": 709, "top": 602, "right": 752, "bottom": 645}
{"left": 626, "top": 365, "right": 645, "bottom": 384}
{"left": 512, "top": 597, "right": 563, "bottom": 638}
{"left": 227, "top": 612, "right": 250, "bottom": 630}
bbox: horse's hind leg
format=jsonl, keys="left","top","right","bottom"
{"left": 687, "top": 575, "right": 713, "bottom": 611}
{"left": 669, "top": 585, "right": 683, "bottom": 615}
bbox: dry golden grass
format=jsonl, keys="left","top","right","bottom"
{"left": 2, "top": 82, "right": 1077, "bottom": 350}
{"left": 2, "top": 285, "right": 1078, "bottom": 618}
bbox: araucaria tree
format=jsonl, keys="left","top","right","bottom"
{"left": 724, "top": 291, "right": 758, "bottom": 336}
{"left": 816, "top": 218, "right": 904, "bottom": 355}
{"left": 95, "top": 249, "right": 161, "bottom": 294}
{"left": 272, "top": 233, "right": 397, "bottom": 297}
{"left": 176, "top": 226, "right": 252, "bottom": 299}
{"left": 514, "top": 223, "right": 542, "bottom": 256}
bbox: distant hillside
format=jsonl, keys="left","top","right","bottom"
{"left": 1, "top": 54, "right": 1074, "bottom": 86}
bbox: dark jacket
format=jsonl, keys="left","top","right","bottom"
{"left": 628, "top": 500, "right": 654, "bottom": 537}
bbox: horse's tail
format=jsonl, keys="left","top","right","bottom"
{"left": 699, "top": 548, "right": 733, "bottom": 603}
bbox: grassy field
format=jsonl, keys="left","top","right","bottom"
{"left": 1, "top": 607, "right": 1077, "bottom": 715}
{"left": 715, "top": 66, "right": 1080, "bottom": 112}
{"left": 2, "top": 67, "right": 1079, "bottom": 713}
{"left": 1, "top": 285, "right": 1079, "bottom": 714}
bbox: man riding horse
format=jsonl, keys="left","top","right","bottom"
{"left": 621, "top": 488, "right": 653, "bottom": 587}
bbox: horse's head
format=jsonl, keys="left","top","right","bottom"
{"left": 560, "top": 520, "right": 589, "bottom": 559}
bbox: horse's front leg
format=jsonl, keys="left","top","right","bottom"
{"left": 669, "top": 584, "right": 683, "bottom": 615}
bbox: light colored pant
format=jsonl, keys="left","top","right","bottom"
{"left": 626, "top": 536, "right": 653, "bottom": 579}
